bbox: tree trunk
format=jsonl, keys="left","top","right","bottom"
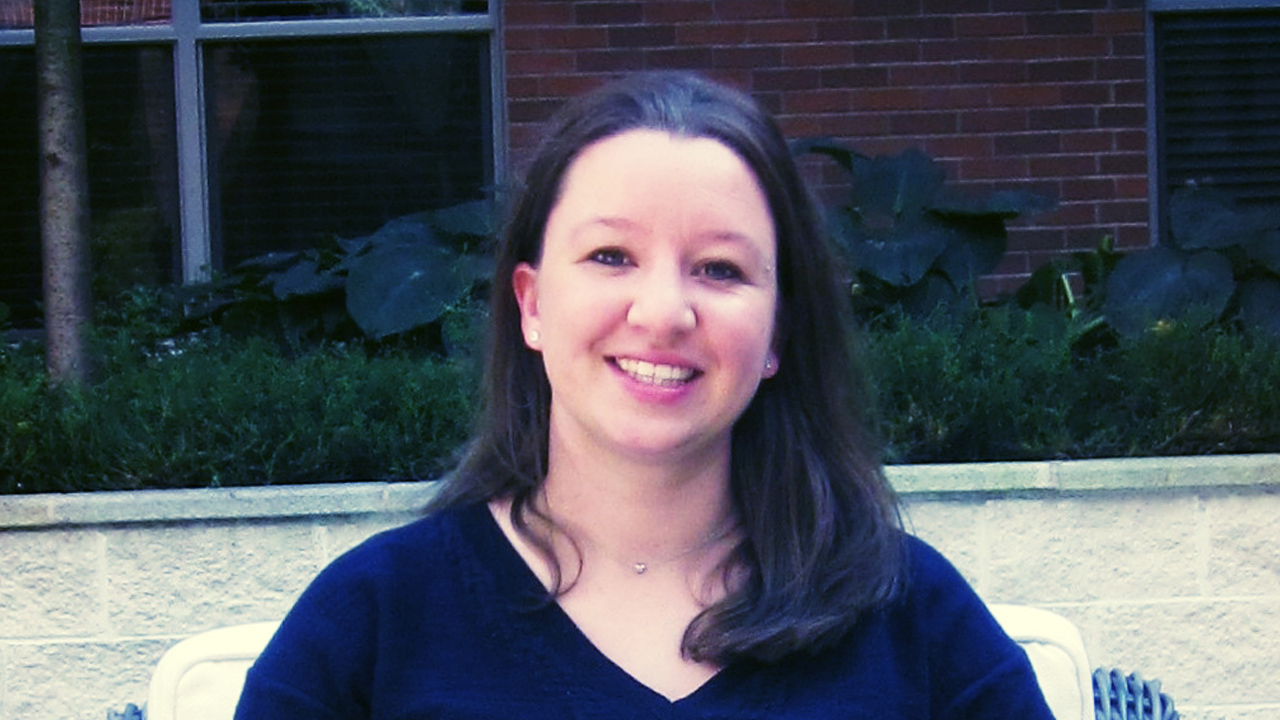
{"left": 36, "top": 0, "right": 93, "bottom": 384}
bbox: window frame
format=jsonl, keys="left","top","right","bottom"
{"left": 0, "top": 3, "right": 504, "bottom": 284}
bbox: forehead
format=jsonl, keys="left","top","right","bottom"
{"left": 547, "top": 129, "right": 775, "bottom": 240}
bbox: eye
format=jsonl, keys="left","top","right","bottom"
{"left": 698, "top": 260, "right": 746, "bottom": 283}
{"left": 588, "top": 247, "right": 631, "bottom": 267}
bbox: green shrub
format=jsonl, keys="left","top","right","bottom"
{"left": 0, "top": 332, "right": 476, "bottom": 494}
{"left": 864, "top": 308, "right": 1280, "bottom": 463}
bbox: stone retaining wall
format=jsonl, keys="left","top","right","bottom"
{"left": 3, "top": 456, "right": 1278, "bottom": 720}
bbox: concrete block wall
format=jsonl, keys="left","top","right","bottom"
{"left": 503, "top": 0, "right": 1150, "bottom": 295}
{"left": 3, "top": 456, "right": 1278, "bottom": 719}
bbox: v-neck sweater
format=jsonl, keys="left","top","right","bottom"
{"left": 235, "top": 503, "right": 1054, "bottom": 720}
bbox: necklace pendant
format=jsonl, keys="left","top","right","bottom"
{"left": 633, "top": 562, "right": 647, "bottom": 574}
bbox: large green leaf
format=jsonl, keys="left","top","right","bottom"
{"left": 1168, "top": 186, "right": 1279, "bottom": 251}
{"left": 1239, "top": 278, "right": 1280, "bottom": 338}
{"left": 1104, "top": 246, "right": 1234, "bottom": 337}
{"left": 268, "top": 258, "right": 343, "bottom": 300}
{"left": 347, "top": 241, "right": 471, "bottom": 340}
{"left": 841, "top": 212, "right": 951, "bottom": 287}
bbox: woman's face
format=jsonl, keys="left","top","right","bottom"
{"left": 513, "top": 129, "right": 779, "bottom": 467}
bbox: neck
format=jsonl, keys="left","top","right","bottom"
{"left": 538, "top": 435, "right": 737, "bottom": 574}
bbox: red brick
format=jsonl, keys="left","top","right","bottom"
{"left": 955, "top": 14, "right": 1025, "bottom": 37}
{"left": 783, "top": 88, "right": 853, "bottom": 114}
{"left": 958, "top": 61, "right": 1028, "bottom": 84}
{"left": 787, "top": 0, "right": 868, "bottom": 17}
{"left": 1026, "top": 12, "right": 1093, "bottom": 36}
{"left": 1041, "top": 201, "right": 1095, "bottom": 224}
{"left": 959, "top": 156, "right": 1030, "bottom": 181}
{"left": 575, "top": 49, "right": 645, "bottom": 72}
{"left": 1114, "top": 223, "right": 1153, "bottom": 249}
{"left": 850, "top": 87, "right": 921, "bottom": 110}
{"left": 1098, "top": 105, "right": 1145, "bottom": 128}
{"left": 505, "top": 2, "right": 573, "bottom": 28}
{"left": 994, "top": 132, "right": 1062, "bottom": 156}
{"left": 607, "top": 25, "right": 676, "bottom": 48}
{"left": 643, "top": 1, "right": 715, "bottom": 23}
{"left": 1013, "top": 228, "right": 1071, "bottom": 252}
{"left": 754, "top": 68, "right": 823, "bottom": 91}
{"left": 1095, "top": 10, "right": 1143, "bottom": 34}
{"left": 842, "top": 0, "right": 924, "bottom": 17}
{"left": 924, "top": 135, "right": 994, "bottom": 159}
{"left": 1099, "top": 152, "right": 1146, "bottom": 175}
{"left": 574, "top": 2, "right": 643, "bottom": 25}
{"left": 1028, "top": 60, "right": 1095, "bottom": 84}
{"left": 713, "top": 46, "right": 783, "bottom": 69}
{"left": 1115, "top": 130, "right": 1146, "bottom": 151}
{"left": 1114, "top": 80, "right": 1145, "bottom": 104}
{"left": 747, "top": 20, "right": 819, "bottom": 43}
{"left": 1056, "top": 34, "right": 1110, "bottom": 58}
{"left": 714, "top": 0, "right": 784, "bottom": 20}
{"left": 777, "top": 114, "right": 824, "bottom": 137}
{"left": 1059, "top": 82, "right": 1110, "bottom": 105}
{"left": 1061, "top": 130, "right": 1112, "bottom": 153}
{"left": 507, "top": 50, "right": 576, "bottom": 76}
{"left": 1028, "top": 106, "right": 1096, "bottom": 130}
{"left": 506, "top": 74, "right": 542, "bottom": 99}
{"left": 960, "top": 108, "right": 1028, "bottom": 133}
{"left": 1110, "top": 33, "right": 1144, "bottom": 57}
{"left": 508, "top": 98, "right": 563, "bottom": 124}
{"left": 647, "top": 47, "right": 714, "bottom": 69}
{"left": 538, "top": 73, "right": 610, "bottom": 98}
{"left": 515, "top": 26, "right": 609, "bottom": 51}
{"left": 1115, "top": 175, "right": 1148, "bottom": 200}
{"left": 920, "top": 86, "right": 989, "bottom": 109}
{"left": 891, "top": 111, "right": 958, "bottom": 135}
{"left": 821, "top": 66, "right": 889, "bottom": 88}
{"left": 886, "top": 15, "right": 955, "bottom": 40}
{"left": 1062, "top": 177, "right": 1115, "bottom": 201}
{"left": 920, "top": 38, "right": 985, "bottom": 62}
{"left": 816, "top": 18, "right": 887, "bottom": 42}
{"left": 786, "top": 43, "right": 858, "bottom": 67}
{"left": 853, "top": 41, "right": 921, "bottom": 64}
{"left": 889, "top": 63, "right": 958, "bottom": 87}
{"left": 676, "top": 23, "right": 748, "bottom": 44}
{"left": 1030, "top": 154, "right": 1098, "bottom": 177}
{"left": 989, "top": 84, "right": 1062, "bottom": 107}
{"left": 985, "top": 37, "right": 1059, "bottom": 61}
{"left": 1098, "top": 199, "right": 1148, "bottom": 224}
{"left": 921, "top": 0, "right": 989, "bottom": 12}
{"left": 1097, "top": 58, "right": 1144, "bottom": 81}
{"left": 1059, "top": 0, "right": 1108, "bottom": 10}
{"left": 820, "top": 113, "right": 891, "bottom": 137}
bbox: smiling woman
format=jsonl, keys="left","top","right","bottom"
{"left": 233, "top": 72, "right": 1057, "bottom": 719}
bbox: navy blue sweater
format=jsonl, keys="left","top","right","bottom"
{"left": 235, "top": 503, "right": 1054, "bottom": 719}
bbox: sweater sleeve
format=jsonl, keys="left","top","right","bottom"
{"left": 907, "top": 539, "right": 1057, "bottom": 720}
{"left": 233, "top": 538, "right": 385, "bottom": 720}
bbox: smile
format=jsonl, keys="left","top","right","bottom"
{"left": 614, "top": 358, "right": 698, "bottom": 387}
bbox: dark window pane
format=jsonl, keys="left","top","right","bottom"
{"left": 0, "top": 45, "right": 179, "bottom": 328}
{"left": 205, "top": 34, "right": 489, "bottom": 269}
{"left": 0, "top": 0, "right": 170, "bottom": 29}
{"left": 200, "top": 0, "right": 487, "bottom": 22}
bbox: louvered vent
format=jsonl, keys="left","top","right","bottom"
{"left": 1156, "top": 11, "right": 1280, "bottom": 211}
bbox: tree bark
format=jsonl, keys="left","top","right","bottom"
{"left": 36, "top": 0, "right": 93, "bottom": 384}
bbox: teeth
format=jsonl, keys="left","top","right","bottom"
{"left": 616, "top": 358, "right": 695, "bottom": 387}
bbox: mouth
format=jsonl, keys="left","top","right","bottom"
{"left": 612, "top": 357, "right": 699, "bottom": 388}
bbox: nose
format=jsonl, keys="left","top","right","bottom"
{"left": 626, "top": 265, "right": 696, "bottom": 338}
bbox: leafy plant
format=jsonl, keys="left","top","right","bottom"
{"left": 791, "top": 140, "right": 1055, "bottom": 319}
{"left": 1101, "top": 185, "right": 1280, "bottom": 337}
{"left": 191, "top": 200, "right": 495, "bottom": 353}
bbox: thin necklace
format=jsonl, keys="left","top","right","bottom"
{"left": 617, "top": 518, "right": 739, "bottom": 575}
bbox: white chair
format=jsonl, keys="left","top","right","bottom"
{"left": 989, "top": 604, "right": 1094, "bottom": 720}
{"left": 146, "top": 621, "right": 279, "bottom": 720}
{"left": 145, "top": 606, "right": 1092, "bottom": 720}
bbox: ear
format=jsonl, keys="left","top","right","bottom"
{"left": 762, "top": 349, "right": 779, "bottom": 379}
{"left": 512, "top": 262, "right": 541, "bottom": 350}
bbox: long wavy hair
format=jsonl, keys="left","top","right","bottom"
{"left": 432, "top": 71, "right": 903, "bottom": 664}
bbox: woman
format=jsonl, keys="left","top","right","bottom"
{"left": 235, "top": 72, "right": 1054, "bottom": 719}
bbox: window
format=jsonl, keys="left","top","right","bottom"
{"left": 1151, "top": 2, "right": 1280, "bottom": 240}
{"left": 0, "top": 0, "right": 498, "bottom": 328}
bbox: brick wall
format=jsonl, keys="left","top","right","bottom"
{"left": 504, "top": 0, "right": 1149, "bottom": 295}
